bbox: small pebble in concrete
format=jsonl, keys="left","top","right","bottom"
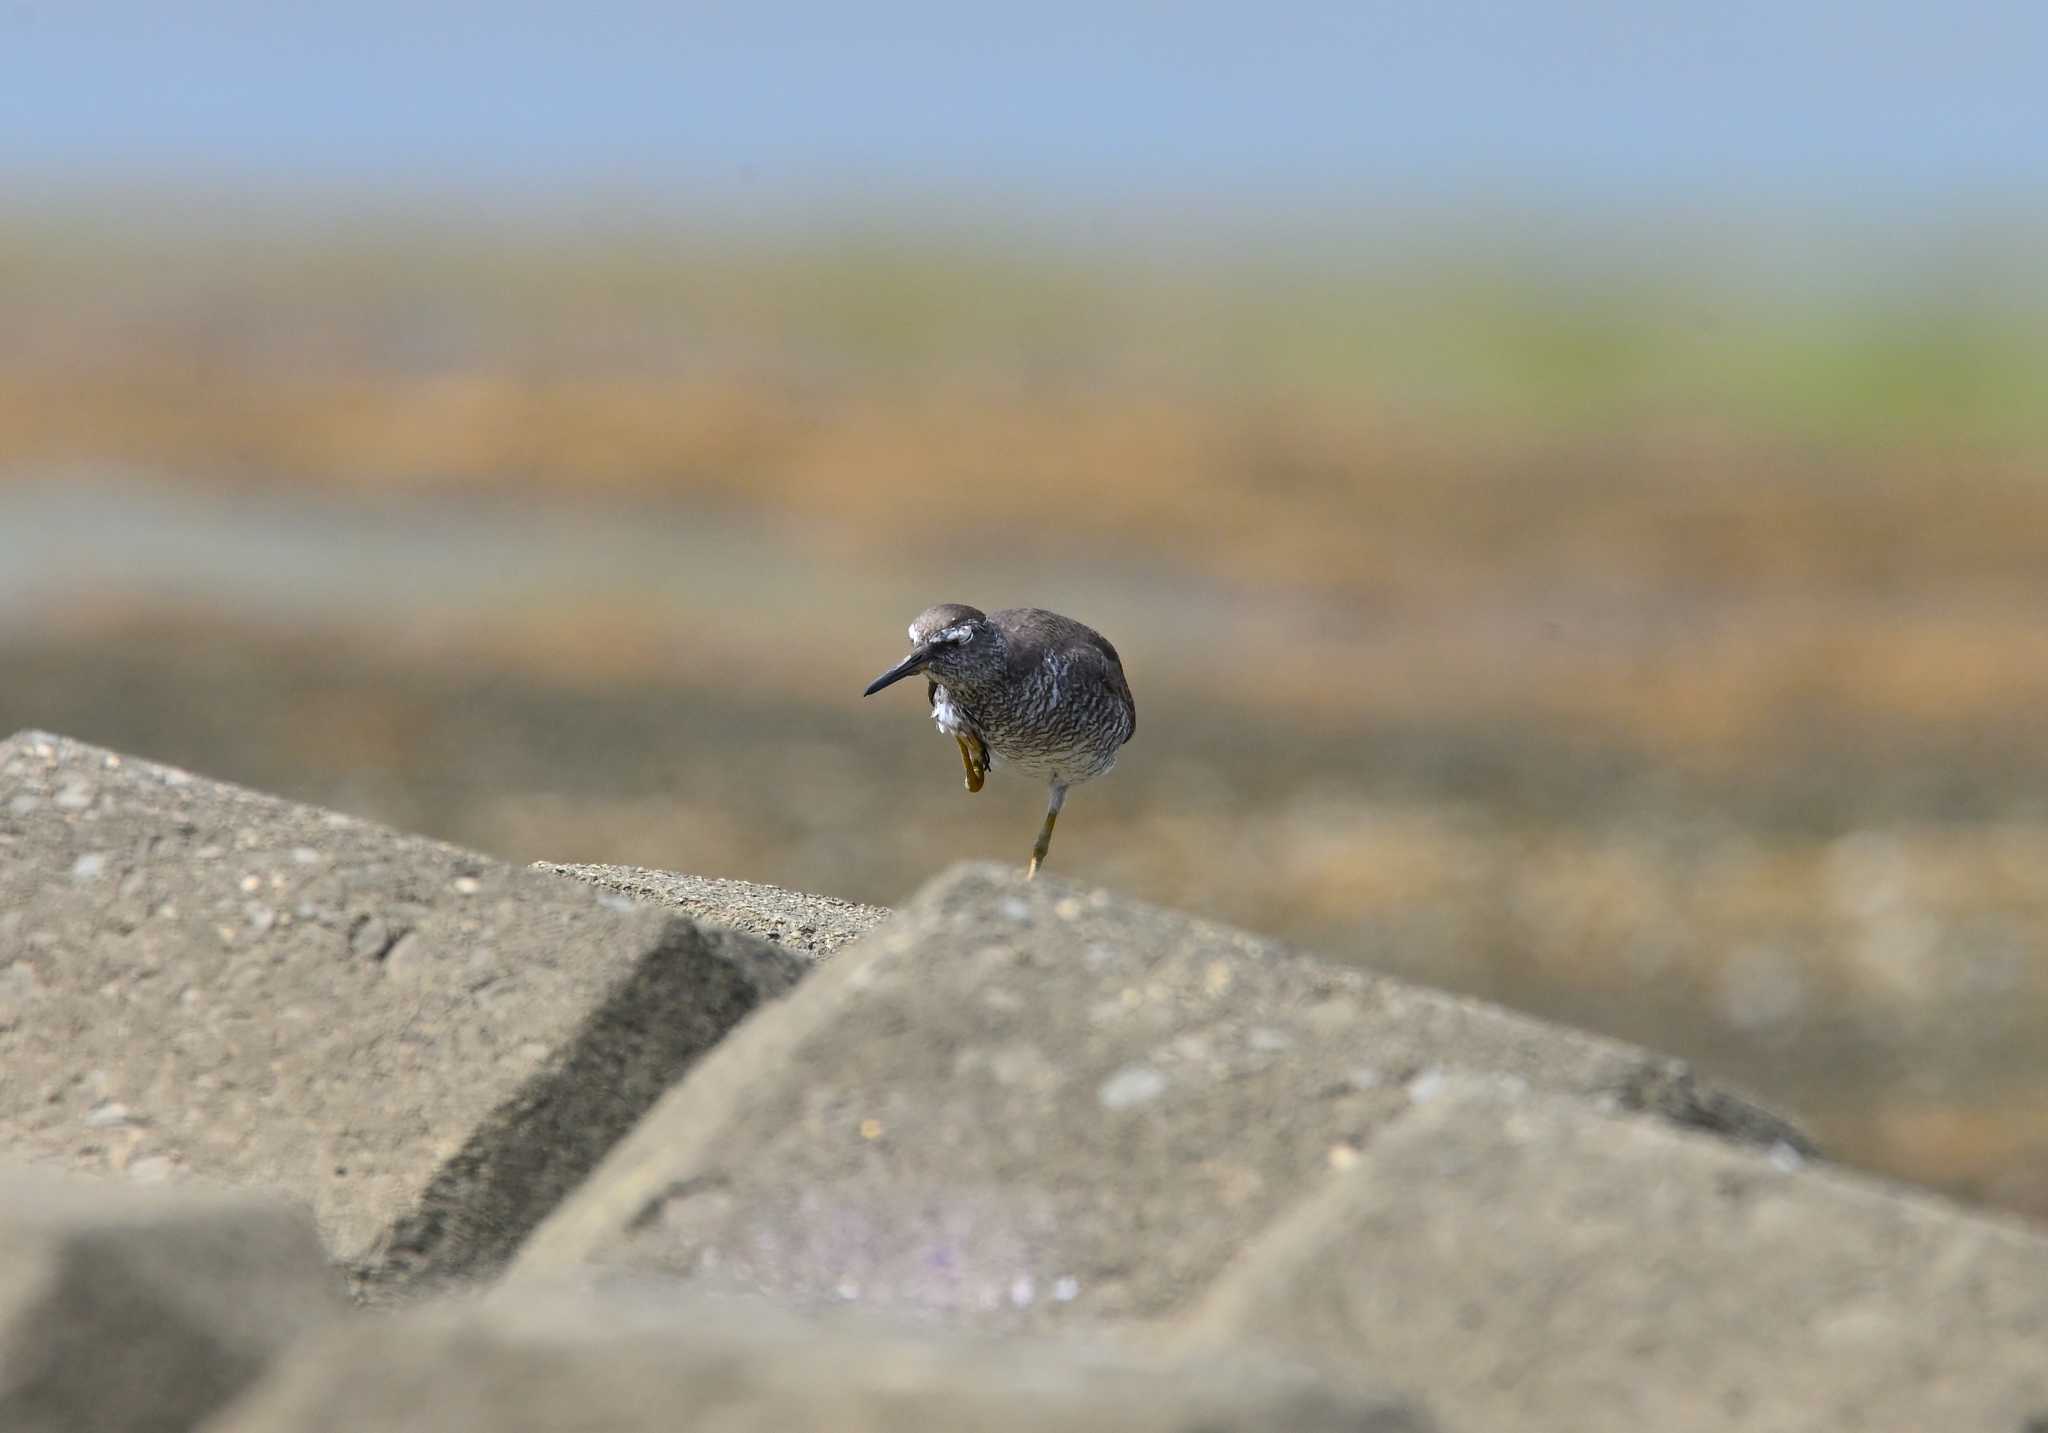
{"left": 1406, "top": 1069, "right": 1448, "bottom": 1103}
{"left": 1099, "top": 1065, "right": 1168, "bottom": 1110}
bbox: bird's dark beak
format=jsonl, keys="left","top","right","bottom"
{"left": 863, "top": 646, "right": 931, "bottom": 696}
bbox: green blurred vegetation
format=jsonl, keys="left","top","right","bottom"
{"left": 5, "top": 202, "right": 2046, "bottom": 442}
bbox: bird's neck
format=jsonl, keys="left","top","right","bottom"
{"left": 935, "top": 663, "right": 1004, "bottom": 704}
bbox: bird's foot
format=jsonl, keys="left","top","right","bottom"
{"left": 956, "top": 733, "right": 988, "bottom": 793}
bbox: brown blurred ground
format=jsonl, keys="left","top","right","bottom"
{"left": 3, "top": 210, "right": 2047, "bottom": 1223}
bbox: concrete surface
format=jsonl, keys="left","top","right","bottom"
{"left": 0, "top": 731, "right": 806, "bottom": 1297}
{"left": 510, "top": 861, "right": 1808, "bottom": 1324}
{"left": 535, "top": 861, "right": 889, "bottom": 960}
{"left": 0, "top": 1167, "right": 343, "bottom": 1433}
{"left": 203, "top": 1283, "right": 1425, "bottom": 1433}
{"left": 1183, "top": 1080, "right": 2048, "bottom": 1432}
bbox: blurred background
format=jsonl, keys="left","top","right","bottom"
{"left": 4, "top": 4, "right": 2047, "bottom": 1219}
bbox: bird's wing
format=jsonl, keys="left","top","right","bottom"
{"left": 995, "top": 608, "right": 1137, "bottom": 746}
{"left": 1114, "top": 660, "right": 1136, "bottom": 744}
{"left": 1067, "top": 627, "right": 1136, "bottom": 745}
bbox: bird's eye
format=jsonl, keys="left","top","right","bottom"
{"left": 940, "top": 626, "right": 972, "bottom": 644}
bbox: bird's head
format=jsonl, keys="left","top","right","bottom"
{"left": 863, "top": 603, "right": 1002, "bottom": 695}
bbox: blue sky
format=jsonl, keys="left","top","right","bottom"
{"left": 4, "top": 3, "right": 2046, "bottom": 217}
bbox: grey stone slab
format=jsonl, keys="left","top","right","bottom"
{"left": 1182, "top": 1080, "right": 2048, "bottom": 1433}
{"left": 0, "top": 731, "right": 806, "bottom": 1297}
{"left": 510, "top": 861, "right": 1808, "bottom": 1326}
{"left": 0, "top": 1167, "right": 344, "bottom": 1433}
{"left": 203, "top": 1284, "right": 1426, "bottom": 1433}
{"left": 535, "top": 861, "right": 889, "bottom": 960}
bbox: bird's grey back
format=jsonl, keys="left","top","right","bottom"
{"left": 991, "top": 607, "right": 1136, "bottom": 748}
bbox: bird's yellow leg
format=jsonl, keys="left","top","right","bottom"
{"left": 1025, "top": 783, "right": 1068, "bottom": 880}
{"left": 956, "top": 733, "right": 988, "bottom": 793}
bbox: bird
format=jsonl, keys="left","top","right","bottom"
{"left": 863, "top": 604, "right": 1135, "bottom": 879}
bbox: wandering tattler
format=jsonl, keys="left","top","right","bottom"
{"left": 864, "top": 604, "right": 1136, "bottom": 879}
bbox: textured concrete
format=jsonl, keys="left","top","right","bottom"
{"left": 204, "top": 1284, "right": 1425, "bottom": 1433}
{"left": 0, "top": 732, "right": 805, "bottom": 1296}
{"left": 536, "top": 861, "right": 889, "bottom": 960}
{"left": 0, "top": 1167, "right": 343, "bottom": 1433}
{"left": 511, "top": 862, "right": 1808, "bottom": 1323}
{"left": 1183, "top": 1080, "right": 2048, "bottom": 1433}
